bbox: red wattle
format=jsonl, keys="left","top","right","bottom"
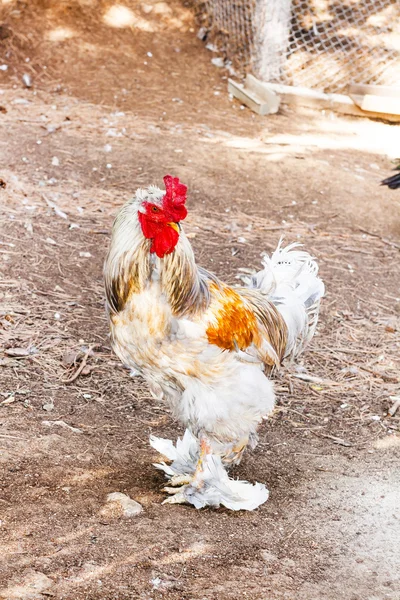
{"left": 139, "top": 212, "right": 179, "bottom": 258}
{"left": 150, "top": 226, "right": 179, "bottom": 258}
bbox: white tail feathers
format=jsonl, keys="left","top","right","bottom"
{"left": 251, "top": 239, "right": 325, "bottom": 360}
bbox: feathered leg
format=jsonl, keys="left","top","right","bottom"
{"left": 162, "top": 436, "right": 211, "bottom": 504}
{"left": 220, "top": 437, "right": 248, "bottom": 467}
{"left": 150, "top": 430, "right": 269, "bottom": 510}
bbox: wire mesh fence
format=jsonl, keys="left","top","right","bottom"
{"left": 196, "top": 0, "right": 400, "bottom": 93}
{"left": 195, "top": 0, "right": 255, "bottom": 68}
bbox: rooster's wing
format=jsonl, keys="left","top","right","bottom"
{"left": 205, "top": 283, "right": 287, "bottom": 369}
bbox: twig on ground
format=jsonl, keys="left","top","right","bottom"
{"left": 313, "top": 432, "right": 353, "bottom": 447}
{"left": 61, "top": 344, "right": 97, "bottom": 384}
{"left": 388, "top": 396, "right": 400, "bottom": 417}
{"left": 357, "top": 227, "right": 400, "bottom": 251}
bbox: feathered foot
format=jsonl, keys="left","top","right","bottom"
{"left": 162, "top": 487, "right": 189, "bottom": 505}
{"left": 162, "top": 437, "right": 210, "bottom": 504}
{"left": 165, "top": 473, "right": 193, "bottom": 487}
{"left": 150, "top": 430, "right": 269, "bottom": 511}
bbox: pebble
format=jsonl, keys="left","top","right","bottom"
{"left": 42, "top": 420, "right": 83, "bottom": 434}
{"left": 12, "top": 98, "right": 30, "bottom": 105}
{"left": 0, "top": 570, "right": 54, "bottom": 599}
{"left": 100, "top": 492, "right": 143, "bottom": 518}
{"left": 211, "top": 57, "right": 224, "bottom": 68}
{"left": 261, "top": 550, "right": 277, "bottom": 563}
{"left": 22, "top": 73, "right": 32, "bottom": 88}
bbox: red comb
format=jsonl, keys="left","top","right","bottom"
{"left": 163, "top": 175, "right": 187, "bottom": 207}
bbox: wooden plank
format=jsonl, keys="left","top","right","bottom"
{"left": 349, "top": 93, "right": 400, "bottom": 116}
{"left": 228, "top": 79, "right": 276, "bottom": 116}
{"left": 348, "top": 83, "right": 400, "bottom": 98}
{"left": 245, "top": 74, "right": 280, "bottom": 114}
{"left": 254, "top": 80, "right": 400, "bottom": 122}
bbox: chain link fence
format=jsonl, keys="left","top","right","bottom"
{"left": 196, "top": 0, "right": 400, "bottom": 93}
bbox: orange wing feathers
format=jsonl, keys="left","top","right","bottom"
{"left": 206, "top": 284, "right": 258, "bottom": 352}
{"left": 206, "top": 283, "right": 288, "bottom": 368}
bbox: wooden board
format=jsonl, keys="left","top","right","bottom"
{"left": 252, "top": 80, "right": 400, "bottom": 123}
{"left": 245, "top": 75, "right": 280, "bottom": 114}
{"left": 349, "top": 84, "right": 400, "bottom": 116}
{"left": 228, "top": 79, "right": 279, "bottom": 116}
{"left": 348, "top": 84, "right": 400, "bottom": 98}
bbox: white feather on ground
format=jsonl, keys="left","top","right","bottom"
{"left": 150, "top": 430, "right": 269, "bottom": 511}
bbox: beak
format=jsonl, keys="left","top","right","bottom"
{"left": 168, "top": 222, "right": 181, "bottom": 233}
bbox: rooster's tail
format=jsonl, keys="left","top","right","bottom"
{"left": 250, "top": 239, "right": 325, "bottom": 361}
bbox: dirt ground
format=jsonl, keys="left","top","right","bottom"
{"left": 1, "top": 2, "right": 400, "bottom": 599}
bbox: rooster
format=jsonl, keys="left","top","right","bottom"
{"left": 104, "top": 175, "right": 324, "bottom": 510}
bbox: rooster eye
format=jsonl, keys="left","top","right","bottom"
{"left": 151, "top": 206, "right": 160, "bottom": 213}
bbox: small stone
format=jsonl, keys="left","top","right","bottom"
{"left": 13, "top": 98, "right": 30, "bottom": 105}
{"left": 62, "top": 349, "right": 80, "bottom": 367}
{"left": 42, "top": 420, "right": 83, "bottom": 434}
{"left": 22, "top": 73, "right": 32, "bottom": 88}
{"left": 100, "top": 492, "right": 143, "bottom": 518}
{"left": 281, "top": 557, "right": 296, "bottom": 569}
{"left": 211, "top": 57, "right": 224, "bottom": 68}
{"left": 151, "top": 577, "right": 162, "bottom": 589}
{"left": 261, "top": 550, "right": 277, "bottom": 563}
{"left": 0, "top": 395, "right": 15, "bottom": 406}
{"left": 0, "top": 570, "right": 54, "bottom": 599}
{"left": 206, "top": 43, "right": 218, "bottom": 52}
{"left": 5, "top": 347, "right": 31, "bottom": 357}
